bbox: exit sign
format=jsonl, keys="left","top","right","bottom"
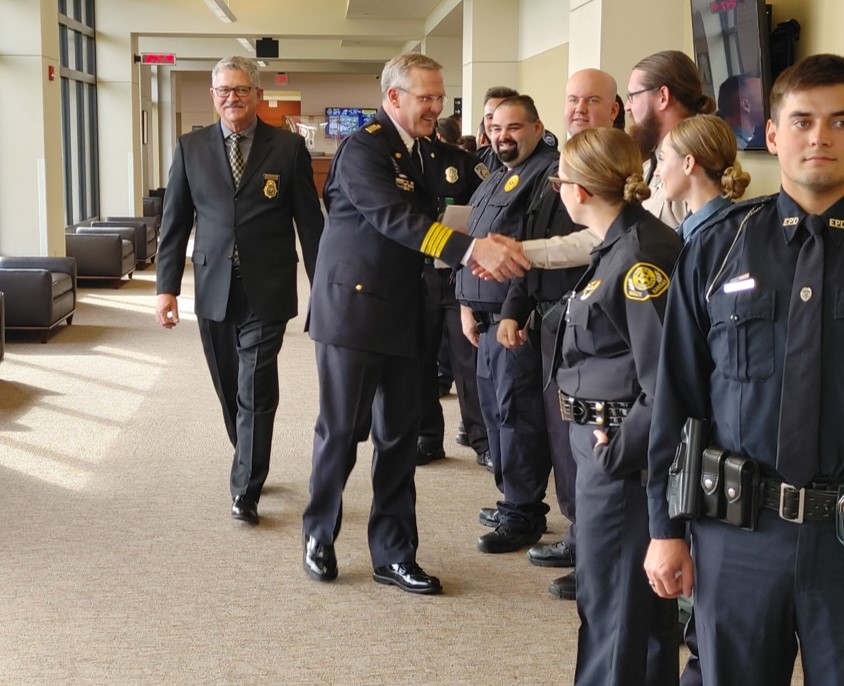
{"left": 140, "top": 53, "right": 177, "bottom": 65}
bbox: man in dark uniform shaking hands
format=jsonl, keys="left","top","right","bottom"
{"left": 155, "top": 56, "right": 323, "bottom": 526}
{"left": 303, "top": 52, "right": 530, "bottom": 594}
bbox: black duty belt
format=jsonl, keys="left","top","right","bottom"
{"left": 559, "top": 394, "right": 632, "bottom": 427}
{"left": 762, "top": 480, "right": 841, "bottom": 523}
{"left": 473, "top": 310, "right": 504, "bottom": 333}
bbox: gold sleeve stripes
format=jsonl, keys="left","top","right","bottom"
{"left": 420, "top": 222, "right": 453, "bottom": 259}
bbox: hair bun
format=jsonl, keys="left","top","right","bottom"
{"left": 721, "top": 162, "right": 751, "bottom": 200}
{"left": 623, "top": 173, "right": 651, "bottom": 203}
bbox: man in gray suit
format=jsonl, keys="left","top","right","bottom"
{"left": 155, "top": 56, "right": 324, "bottom": 526}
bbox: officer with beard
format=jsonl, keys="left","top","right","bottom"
{"left": 625, "top": 51, "right": 715, "bottom": 229}
{"left": 456, "top": 95, "right": 559, "bottom": 554}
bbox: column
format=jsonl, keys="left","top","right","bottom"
{"left": 0, "top": 0, "right": 65, "bottom": 255}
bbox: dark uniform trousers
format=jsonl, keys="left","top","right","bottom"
{"left": 690, "top": 512, "right": 844, "bottom": 686}
{"left": 197, "top": 273, "right": 287, "bottom": 501}
{"left": 539, "top": 320, "right": 576, "bottom": 548}
{"left": 419, "top": 263, "right": 488, "bottom": 454}
{"left": 477, "top": 321, "right": 551, "bottom": 530}
{"left": 304, "top": 342, "right": 420, "bottom": 568}
{"left": 570, "top": 424, "right": 678, "bottom": 686}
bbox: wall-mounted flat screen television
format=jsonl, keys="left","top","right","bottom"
{"left": 325, "top": 107, "right": 378, "bottom": 137}
{"left": 690, "top": 0, "right": 772, "bottom": 151}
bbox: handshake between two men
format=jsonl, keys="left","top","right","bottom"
{"left": 469, "top": 232, "right": 529, "bottom": 282}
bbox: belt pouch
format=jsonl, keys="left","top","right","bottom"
{"left": 701, "top": 446, "right": 728, "bottom": 519}
{"left": 836, "top": 486, "right": 844, "bottom": 547}
{"left": 667, "top": 418, "right": 707, "bottom": 520}
{"left": 723, "top": 455, "right": 760, "bottom": 530}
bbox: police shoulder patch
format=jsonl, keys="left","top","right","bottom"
{"left": 623, "top": 263, "right": 670, "bottom": 301}
{"left": 474, "top": 162, "right": 489, "bottom": 180}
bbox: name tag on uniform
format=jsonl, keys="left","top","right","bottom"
{"left": 723, "top": 273, "right": 756, "bottom": 294}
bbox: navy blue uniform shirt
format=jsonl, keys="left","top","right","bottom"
{"left": 647, "top": 190, "right": 844, "bottom": 539}
{"left": 454, "top": 143, "right": 559, "bottom": 311}
{"left": 556, "top": 203, "right": 682, "bottom": 477}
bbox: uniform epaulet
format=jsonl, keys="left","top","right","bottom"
{"left": 695, "top": 193, "right": 777, "bottom": 235}
{"left": 364, "top": 122, "right": 382, "bottom": 134}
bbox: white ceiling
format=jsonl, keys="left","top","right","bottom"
{"left": 136, "top": 0, "right": 463, "bottom": 75}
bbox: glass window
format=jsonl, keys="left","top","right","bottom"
{"left": 58, "top": 0, "right": 98, "bottom": 224}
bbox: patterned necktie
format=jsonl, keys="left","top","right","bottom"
{"left": 776, "top": 214, "right": 825, "bottom": 487}
{"left": 228, "top": 132, "right": 244, "bottom": 187}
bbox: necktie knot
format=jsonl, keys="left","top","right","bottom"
{"left": 804, "top": 214, "right": 826, "bottom": 237}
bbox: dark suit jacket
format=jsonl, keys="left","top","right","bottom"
{"left": 306, "top": 109, "right": 473, "bottom": 358}
{"left": 157, "top": 118, "right": 324, "bottom": 323}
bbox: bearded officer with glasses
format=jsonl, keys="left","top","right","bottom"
{"left": 156, "top": 56, "right": 324, "bottom": 527}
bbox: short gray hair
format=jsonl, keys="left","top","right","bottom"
{"left": 380, "top": 52, "right": 442, "bottom": 96}
{"left": 212, "top": 56, "right": 260, "bottom": 88}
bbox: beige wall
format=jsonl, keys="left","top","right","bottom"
{"left": 518, "top": 45, "right": 568, "bottom": 145}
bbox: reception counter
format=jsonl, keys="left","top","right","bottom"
{"left": 310, "top": 155, "right": 333, "bottom": 198}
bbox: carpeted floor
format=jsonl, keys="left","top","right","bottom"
{"left": 0, "top": 265, "right": 583, "bottom": 685}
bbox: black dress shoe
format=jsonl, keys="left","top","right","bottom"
{"left": 475, "top": 449, "right": 493, "bottom": 472}
{"left": 303, "top": 534, "right": 338, "bottom": 582}
{"left": 478, "top": 507, "right": 500, "bottom": 528}
{"left": 416, "top": 442, "right": 445, "bottom": 466}
{"left": 231, "top": 495, "right": 258, "bottom": 525}
{"left": 548, "top": 570, "right": 576, "bottom": 600}
{"left": 527, "top": 540, "right": 576, "bottom": 567}
{"left": 373, "top": 562, "right": 442, "bottom": 595}
{"left": 477, "top": 524, "right": 543, "bottom": 554}
{"left": 455, "top": 421, "right": 470, "bottom": 447}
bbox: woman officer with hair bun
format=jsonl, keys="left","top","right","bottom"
{"left": 656, "top": 113, "right": 752, "bottom": 243}
{"left": 547, "top": 127, "right": 683, "bottom": 686}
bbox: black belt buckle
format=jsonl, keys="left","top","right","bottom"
{"left": 778, "top": 483, "right": 806, "bottom": 523}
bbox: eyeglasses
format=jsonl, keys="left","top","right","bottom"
{"left": 626, "top": 86, "right": 658, "bottom": 104}
{"left": 397, "top": 87, "right": 448, "bottom": 107}
{"left": 212, "top": 86, "right": 253, "bottom": 98}
{"left": 549, "top": 176, "right": 593, "bottom": 196}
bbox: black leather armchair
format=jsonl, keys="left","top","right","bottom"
{"left": 66, "top": 230, "right": 135, "bottom": 286}
{"left": 94, "top": 219, "right": 157, "bottom": 267}
{"left": 0, "top": 256, "right": 77, "bottom": 342}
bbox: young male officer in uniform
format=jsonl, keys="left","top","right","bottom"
{"left": 303, "top": 52, "right": 529, "bottom": 594}
{"left": 455, "top": 95, "right": 559, "bottom": 553}
{"left": 497, "top": 68, "right": 618, "bottom": 600}
{"left": 645, "top": 53, "right": 844, "bottom": 685}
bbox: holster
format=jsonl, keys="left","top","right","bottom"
{"left": 667, "top": 418, "right": 708, "bottom": 520}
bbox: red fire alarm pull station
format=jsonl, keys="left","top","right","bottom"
{"left": 48, "top": 65, "right": 55, "bottom": 81}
